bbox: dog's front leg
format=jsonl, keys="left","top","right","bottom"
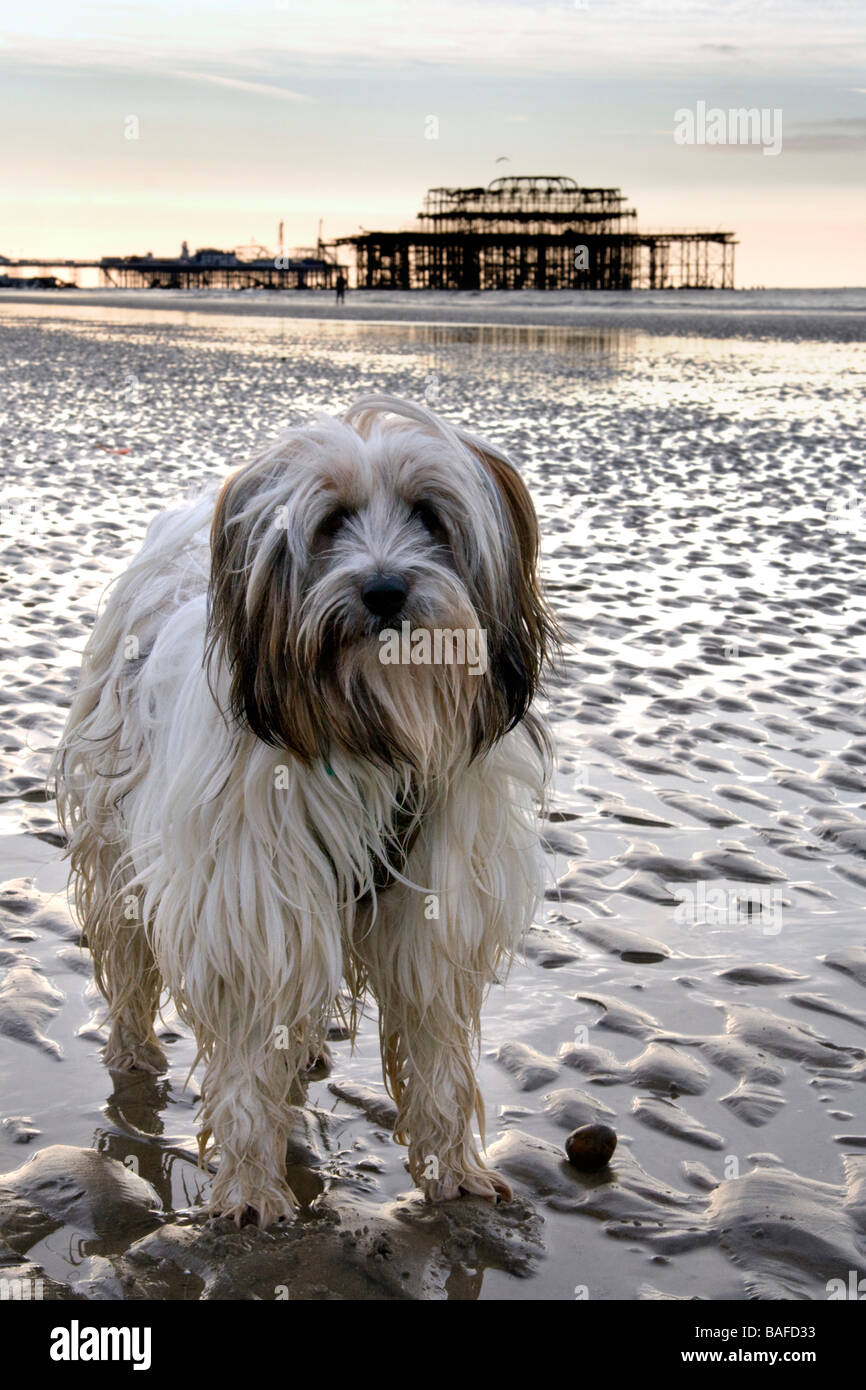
{"left": 198, "top": 1023, "right": 308, "bottom": 1227}
{"left": 391, "top": 1002, "right": 513, "bottom": 1205}
{"left": 147, "top": 817, "right": 345, "bottom": 1227}
{"left": 354, "top": 883, "right": 513, "bottom": 1205}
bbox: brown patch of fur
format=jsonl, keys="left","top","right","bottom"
{"left": 463, "top": 440, "right": 561, "bottom": 757}
{"left": 207, "top": 468, "right": 322, "bottom": 762}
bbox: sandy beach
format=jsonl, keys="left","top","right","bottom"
{"left": 3, "top": 286, "right": 866, "bottom": 341}
{"left": 1, "top": 291, "right": 865, "bottom": 1300}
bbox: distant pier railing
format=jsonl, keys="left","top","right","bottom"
{"left": 0, "top": 248, "right": 347, "bottom": 291}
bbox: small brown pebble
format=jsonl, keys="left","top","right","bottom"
{"left": 565, "top": 1123, "right": 617, "bottom": 1171}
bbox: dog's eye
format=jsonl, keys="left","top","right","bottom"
{"left": 317, "top": 506, "right": 353, "bottom": 542}
{"left": 410, "top": 502, "right": 446, "bottom": 542}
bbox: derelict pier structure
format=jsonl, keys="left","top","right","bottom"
{"left": 332, "top": 176, "right": 736, "bottom": 291}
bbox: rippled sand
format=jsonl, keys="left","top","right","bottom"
{"left": 1, "top": 298, "right": 865, "bottom": 1300}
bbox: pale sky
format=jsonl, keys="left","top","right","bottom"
{"left": 1, "top": 0, "right": 864, "bottom": 285}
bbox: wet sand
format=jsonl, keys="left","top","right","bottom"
{"left": 1, "top": 297, "right": 865, "bottom": 1300}
{"left": 3, "top": 286, "right": 866, "bottom": 341}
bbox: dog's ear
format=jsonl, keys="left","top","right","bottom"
{"left": 463, "top": 439, "right": 560, "bottom": 752}
{"left": 207, "top": 468, "right": 320, "bottom": 762}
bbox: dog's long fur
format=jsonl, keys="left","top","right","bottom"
{"left": 54, "top": 395, "right": 556, "bottom": 1224}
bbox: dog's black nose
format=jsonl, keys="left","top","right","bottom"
{"left": 361, "top": 572, "right": 409, "bottom": 619}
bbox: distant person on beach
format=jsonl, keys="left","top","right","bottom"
{"left": 335, "top": 273, "right": 346, "bottom": 304}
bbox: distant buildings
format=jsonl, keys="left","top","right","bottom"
{"left": 99, "top": 243, "right": 346, "bottom": 290}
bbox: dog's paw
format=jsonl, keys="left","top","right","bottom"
{"left": 103, "top": 1035, "right": 167, "bottom": 1074}
{"left": 423, "top": 1167, "right": 513, "bottom": 1204}
{"left": 210, "top": 1202, "right": 294, "bottom": 1230}
{"left": 457, "top": 1168, "right": 513, "bottom": 1203}
{"left": 209, "top": 1177, "right": 299, "bottom": 1229}
{"left": 303, "top": 1041, "right": 333, "bottom": 1074}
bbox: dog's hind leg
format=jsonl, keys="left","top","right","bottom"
{"left": 54, "top": 587, "right": 169, "bottom": 1074}
{"left": 81, "top": 844, "right": 167, "bottom": 1075}
{"left": 98, "top": 926, "right": 167, "bottom": 1075}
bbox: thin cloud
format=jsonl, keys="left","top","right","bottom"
{"left": 170, "top": 69, "right": 313, "bottom": 103}
{"left": 784, "top": 116, "right": 866, "bottom": 151}
{"left": 1, "top": 3, "right": 865, "bottom": 81}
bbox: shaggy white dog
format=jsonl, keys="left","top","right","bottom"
{"left": 54, "top": 395, "right": 556, "bottom": 1225}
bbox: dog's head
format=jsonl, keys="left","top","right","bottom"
{"left": 207, "top": 395, "right": 556, "bottom": 776}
